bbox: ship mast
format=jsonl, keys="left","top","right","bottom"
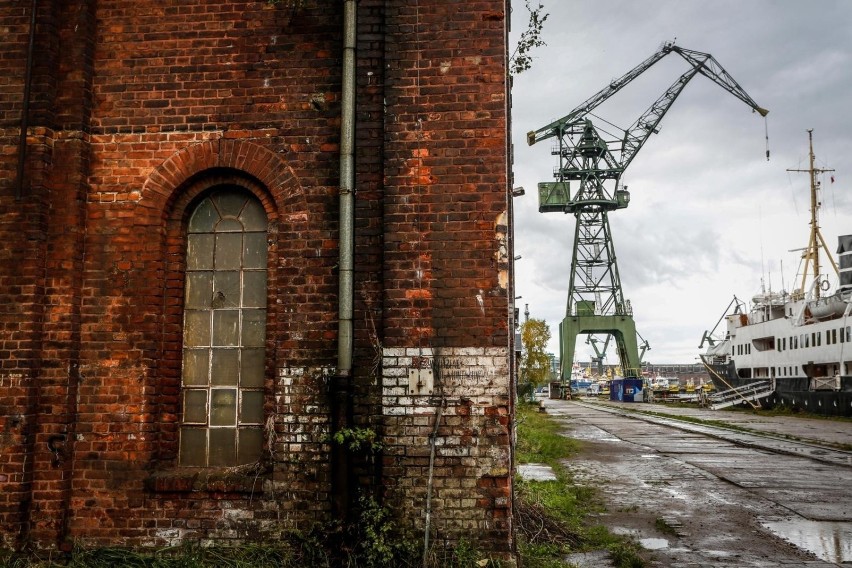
{"left": 787, "top": 130, "right": 837, "bottom": 300}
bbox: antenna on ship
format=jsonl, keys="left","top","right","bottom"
{"left": 786, "top": 130, "right": 838, "bottom": 300}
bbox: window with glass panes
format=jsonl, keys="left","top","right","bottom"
{"left": 180, "top": 188, "right": 267, "bottom": 467}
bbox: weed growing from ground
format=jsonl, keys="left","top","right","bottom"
{"left": 514, "top": 401, "right": 646, "bottom": 567}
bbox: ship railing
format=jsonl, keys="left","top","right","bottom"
{"left": 707, "top": 380, "right": 773, "bottom": 411}
{"left": 698, "top": 354, "right": 761, "bottom": 410}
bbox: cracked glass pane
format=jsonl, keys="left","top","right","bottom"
{"left": 212, "top": 271, "right": 239, "bottom": 309}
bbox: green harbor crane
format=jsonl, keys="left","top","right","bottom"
{"left": 528, "top": 42, "right": 767, "bottom": 384}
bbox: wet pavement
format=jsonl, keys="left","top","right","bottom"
{"left": 573, "top": 399, "right": 852, "bottom": 469}
{"left": 540, "top": 398, "right": 852, "bottom": 567}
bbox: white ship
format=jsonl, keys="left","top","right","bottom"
{"left": 700, "top": 132, "right": 852, "bottom": 416}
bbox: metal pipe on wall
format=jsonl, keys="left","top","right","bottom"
{"left": 330, "top": 0, "right": 357, "bottom": 521}
{"left": 338, "top": 0, "right": 356, "bottom": 377}
{"left": 15, "top": 0, "right": 38, "bottom": 200}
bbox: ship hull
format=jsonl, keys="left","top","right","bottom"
{"left": 709, "top": 362, "right": 852, "bottom": 417}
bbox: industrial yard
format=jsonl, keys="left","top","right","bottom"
{"left": 535, "top": 399, "right": 852, "bottom": 566}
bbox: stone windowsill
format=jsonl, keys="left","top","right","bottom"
{"left": 145, "top": 464, "right": 270, "bottom": 494}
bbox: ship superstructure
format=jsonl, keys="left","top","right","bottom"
{"left": 700, "top": 132, "right": 852, "bottom": 416}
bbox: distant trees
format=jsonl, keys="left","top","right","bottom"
{"left": 520, "top": 318, "right": 552, "bottom": 389}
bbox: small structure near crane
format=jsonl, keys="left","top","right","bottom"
{"left": 528, "top": 42, "right": 767, "bottom": 389}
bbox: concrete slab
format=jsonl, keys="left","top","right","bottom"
{"left": 517, "top": 462, "right": 557, "bottom": 482}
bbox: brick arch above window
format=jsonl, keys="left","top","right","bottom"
{"left": 142, "top": 139, "right": 305, "bottom": 215}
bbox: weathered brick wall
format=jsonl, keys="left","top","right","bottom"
{"left": 379, "top": 0, "right": 513, "bottom": 557}
{"left": 0, "top": 0, "right": 514, "bottom": 559}
{"left": 68, "top": 0, "right": 344, "bottom": 548}
{"left": 0, "top": 0, "right": 93, "bottom": 548}
{"left": 0, "top": 7, "right": 34, "bottom": 541}
{"left": 2, "top": 0, "right": 345, "bottom": 550}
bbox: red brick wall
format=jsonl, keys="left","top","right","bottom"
{"left": 0, "top": 0, "right": 513, "bottom": 559}
{"left": 378, "top": 0, "right": 513, "bottom": 555}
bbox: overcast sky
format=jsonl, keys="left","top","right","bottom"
{"left": 509, "top": 0, "right": 852, "bottom": 365}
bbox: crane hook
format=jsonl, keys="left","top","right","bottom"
{"left": 764, "top": 116, "right": 770, "bottom": 161}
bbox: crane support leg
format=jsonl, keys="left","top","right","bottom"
{"left": 559, "top": 315, "right": 641, "bottom": 381}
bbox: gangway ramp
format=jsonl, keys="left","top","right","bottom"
{"left": 709, "top": 380, "right": 774, "bottom": 410}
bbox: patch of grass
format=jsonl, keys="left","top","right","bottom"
{"left": 515, "top": 402, "right": 580, "bottom": 466}
{"left": 2, "top": 524, "right": 495, "bottom": 568}
{"left": 514, "top": 402, "right": 645, "bottom": 567}
{"left": 516, "top": 541, "right": 576, "bottom": 568}
{"left": 607, "top": 541, "right": 645, "bottom": 568}
{"left": 1, "top": 542, "right": 310, "bottom": 568}
{"left": 654, "top": 517, "right": 678, "bottom": 537}
{"left": 738, "top": 404, "right": 852, "bottom": 423}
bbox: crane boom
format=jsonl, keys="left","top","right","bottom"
{"left": 526, "top": 45, "right": 671, "bottom": 146}
{"left": 527, "top": 42, "right": 768, "bottom": 151}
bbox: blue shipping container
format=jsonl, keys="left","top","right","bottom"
{"left": 610, "top": 378, "right": 644, "bottom": 402}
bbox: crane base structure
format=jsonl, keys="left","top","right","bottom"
{"left": 559, "top": 314, "right": 640, "bottom": 378}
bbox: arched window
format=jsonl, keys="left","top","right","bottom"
{"left": 180, "top": 188, "right": 267, "bottom": 467}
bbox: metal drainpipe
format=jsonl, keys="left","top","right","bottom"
{"left": 15, "top": 0, "right": 38, "bottom": 200}
{"left": 331, "top": 0, "right": 357, "bottom": 520}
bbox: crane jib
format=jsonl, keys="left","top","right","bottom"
{"left": 526, "top": 42, "right": 767, "bottom": 147}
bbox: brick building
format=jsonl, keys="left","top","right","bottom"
{"left": 0, "top": 0, "right": 516, "bottom": 559}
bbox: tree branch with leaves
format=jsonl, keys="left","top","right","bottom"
{"left": 510, "top": 1, "right": 549, "bottom": 76}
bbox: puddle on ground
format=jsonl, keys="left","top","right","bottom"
{"left": 640, "top": 537, "right": 669, "bottom": 550}
{"left": 760, "top": 519, "right": 852, "bottom": 563}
